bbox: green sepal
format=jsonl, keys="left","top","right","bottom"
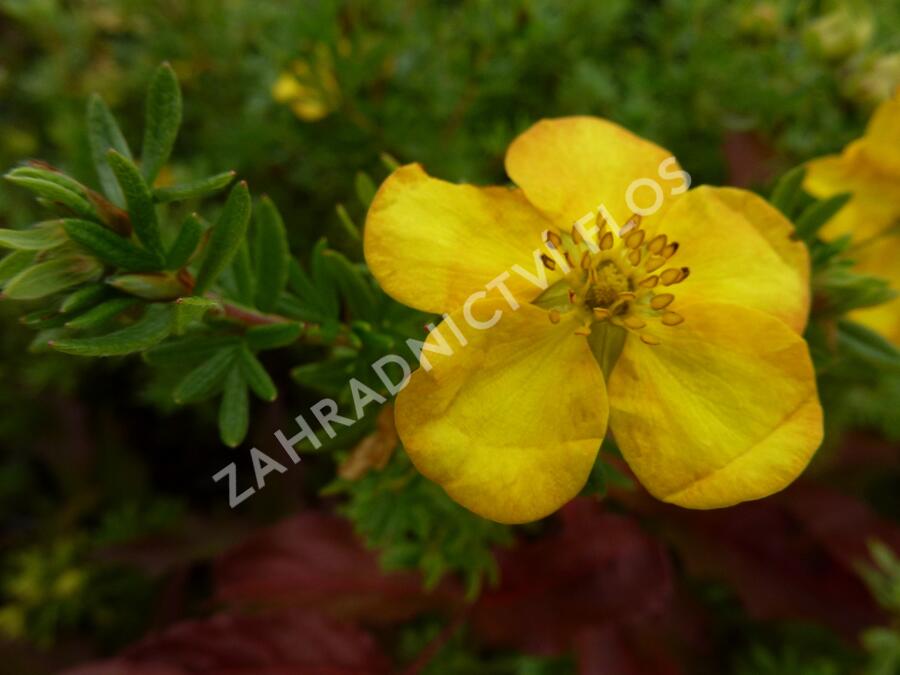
{"left": 106, "top": 149, "right": 165, "bottom": 258}
{"left": 141, "top": 62, "right": 182, "bottom": 184}
{"left": 354, "top": 171, "right": 377, "bottom": 207}
{"left": 153, "top": 171, "right": 235, "bottom": 203}
{"left": 252, "top": 196, "right": 289, "bottom": 312}
{"left": 587, "top": 321, "right": 627, "bottom": 380}
{"left": 172, "top": 346, "right": 237, "bottom": 404}
{"left": 219, "top": 367, "right": 250, "bottom": 447}
{"left": 87, "top": 93, "right": 132, "bottom": 206}
{"left": 63, "top": 218, "right": 162, "bottom": 271}
{"left": 770, "top": 165, "right": 807, "bottom": 218}
{"left": 50, "top": 304, "right": 173, "bottom": 356}
{"left": 838, "top": 320, "right": 900, "bottom": 373}
{"left": 193, "top": 181, "right": 252, "bottom": 294}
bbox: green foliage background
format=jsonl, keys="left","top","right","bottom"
{"left": 1, "top": 0, "right": 900, "bottom": 673}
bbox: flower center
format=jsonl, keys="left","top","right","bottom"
{"left": 533, "top": 213, "right": 688, "bottom": 346}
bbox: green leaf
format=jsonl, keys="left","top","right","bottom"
{"left": 141, "top": 62, "right": 182, "bottom": 184}
{"left": 166, "top": 213, "right": 205, "bottom": 269}
{"left": 321, "top": 248, "right": 378, "bottom": 322}
{"left": 153, "top": 171, "right": 235, "bottom": 203}
{"left": 291, "top": 355, "right": 357, "bottom": 396}
{"left": 63, "top": 219, "right": 162, "bottom": 271}
{"left": 107, "top": 272, "right": 190, "bottom": 300}
{"left": 172, "top": 296, "right": 221, "bottom": 335}
{"left": 0, "top": 250, "right": 37, "bottom": 285}
{"left": 334, "top": 203, "right": 363, "bottom": 259}
{"left": 173, "top": 346, "right": 237, "bottom": 404}
{"left": 144, "top": 334, "right": 240, "bottom": 367}
{"left": 7, "top": 166, "right": 88, "bottom": 197}
{"left": 4, "top": 174, "right": 97, "bottom": 220}
{"left": 253, "top": 196, "right": 289, "bottom": 312}
{"left": 51, "top": 304, "right": 173, "bottom": 356}
{"left": 219, "top": 367, "right": 249, "bottom": 447}
{"left": 193, "top": 181, "right": 252, "bottom": 294}
{"left": 354, "top": 171, "right": 377, "bottom": 207}
{"left": 795, "top": 193, "right": 852, "bottom": 241}
{"left": 0, "top": 222, "right": 67, "bottom": 250}
{"left": 770, "top": 165, "right": 806, "bottom": 218}
{"left": 239, "top": 347, "right": 277, "bottom": 401}
{"left": 60, "top": 283, "right": 110, "bottom": 313}
{"left": 106, "top": 150, "right": 165, "bottom": 258}
{"left": 87, "top": 94, "right": 132, "bottom": 206}
{"left": 65, "top": 297, "right": 139, "bottom": 330}
{"left": 244, "top": 322, "right": 302, "bottom": 350}
{"left": 3, "top": 256, "right": 102, "bottom": 300}
{"left": 231, "top": 241, "right": 255, "bottom": 305}
{"left": 838, "top": 320, "right": 900, "bottom": 373}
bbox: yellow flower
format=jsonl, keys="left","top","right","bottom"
{"left": 365, "top": 117, "right": 823, "bottom": 524}
{"left": 272, "top": 45, "right": 340, "bottom": 122}
{"left": 805, "top": 89, "right": 900, "bottom": 342}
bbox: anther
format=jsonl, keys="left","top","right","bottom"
{"left": 628, "top": 249, "right": 642, "bottom": 266}
{"left": 650, "top": 293, "right": 674, "bottom": 309}
{"left": 592, "top": 307, "right": 610, "bottom": 320}
{"left": 623, "top": 316, "right": 646, "bottom": 329}
{"left": 568, "top": 288, "right": 577, "bottom": 303}
{"left": 645, "top": 256, "right": 666, "bottom": 273}
{"left": 625, "top": 229, "right": 645, "bottom": 249}
{"left": 662, "top": 242, "right": 679, "bottom": 258}
{"left": 617, "top": 291, "right": 636, "bottom": 300}
{"left": 548, "top": 309, "right": 561, "bottom": 324}
{"left": 638, "top": 275, "right": 659, "bottom": 288}
{"left": 620, "top": 213, "right": 642, "bottom": 235}
{"left": 545, "top": 230, "right": 563, "bottom": 249}
{"left": 660, "top": 268, "right": 682, "bottom": 285}
{"left": 647, "top": 234, "right": 667, "bottom": 255}
{"left": 599, "top": 232, "right": 614, "bottom": 250}
{"left": 572, "top": 225, "right": 584, "bottom": 245}
{"left": 661, "top": 311, "right": 684, "bottom": 326}
{"left": 640, "top": 334, "right": 661, "bottom": 346}
{"left": 541, "top": 253, "right": 557, "bottom": 271}
{"left": 574, "top": 326, "right": 592, "bottom": 336}
{"left": 580, "top": 251, "right": 591, "bottom": 269}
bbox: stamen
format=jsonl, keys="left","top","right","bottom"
{"left": 662, "top": 242, "right": 679, "bottom": 258}
{"left": 564, "top": 250, "right": 576, "bottom": 269}
{"left": 645, "top": 256, "right": 666, "bottom": 273}
{"left": 599, "top": 232, "right": 614, "bottom": 250}
{"left": 647, "top": 234, "right": 667, "bottom": 255}
{"left": 572, "top": 225, "right": 583, "bottom": 245}
{"left": 568, "top": 288, "right": 577, "bottom": 304}
{"left": 620, "top": 213, "right": 642, "bottom": 235}
{"left": 660, "top": 268, "right": 682, "bottom": 285}
{"left": 592, "top": 307, "right": 610, "bottom": 320}
{"left": 640, "top": 334, "right": 661, "bottom": 346}
{"left": 625, "top": 229, "right": 645, "bottom": 249}
{"left": 623, "top": 316, "right": 646, "bottom": 329}
{"left": 580, "top": 251, "right": 591, "bottom": 269}
{"left": 650, "top": 293, "right": 674, "bottom": 309}
{"left": 638, "top": 275, "right": 658, "bottom": 288}
{"left": 617, "top": 291, "right": 636, "bottom": 301}
{"left": 548, "top": 309, "right": 561, "bottom": 324}
{"left": 541, "top": 253, "right": 557, "bottom": 271}
{"left": 628, "top": 249, "right": 642, "bottom": 266}
{"left": 545, "top": 230, "right": 563, "bottom": 249}
{"left": 574, "top": 326, "right": 592, "bottom": 336}
{"left": 661, "top": 311, "right": 684, "bottom": 326}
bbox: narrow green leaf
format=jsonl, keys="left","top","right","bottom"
{"left": 5, "top": 175, "right": 96, "bottom": 220}
{"left": 153, "top": 171, "right": 235, "bottom": 203}
{"left": 63, "top": 219, "right": 162, "bottom": 271}
{"left": 334, "top": 203, "right": 362, "bottom": 259}
{"left": 253, "top": 196, "right": 289, "bottom": 311}
{"left": 7, "top": 166, "right": 88, "bottom": 197}
{"left": 65, "top": 297, "right": 139, "bottom": 330}
{"left": 244, "top": 322, "right": 302, "bottom": 351}
{"left": 106, "top": 149, "right": 165, "bottom": 258}
{"left": 354, "top": 171, "right": 377, "bottom": 207}
{"left": 0, "top": 223, "right": 67, "bottom": 250}
{"left": 60, "top": 283, "right": 110, "bottom": 313}
{"left": 379, "top": 152, "right": 400, "bottom": 172}
{"left": 3, "top": 256, "right": 102, "bottom": 300}
{"left": 838, "top": 320, "right": 900, "bottom": 373}
{"left": 173, "top": 347, "right": 237, "bottom": 404}
{"left": 0, "top": 250, "right": 37, "bottom": 285}
{"left": 87, "top": 94, "right": 132, "bottom": 205}
{"left": 141, "top": 62, "right": 182, "bottom": 184}
{"left": 321, "top": 248, "right": 378, "bottom": 322}
{"left": 143, "top": 335, "right": 240, "bottom": 367}
{"left": 166, "top": 213, "right": 205, "bottom": 269}
{"left": 770, "top": 165, "right": 806, "bottom": 218}
{"left": 21, "top": 309, "right": 70, "bottom": 329}
{"left": 193, "top": 181, "right": 252, "bottom": 294}
{"left": 107, "top": 272, "right": 190, "bottom": 300}
{"left": 239, "top": 347, "right": 277, "bottom": 401}
{"left": 51, "top": 304, "right": 173, "bottom": 356}
{"left": 795, "top": 193, "right": 852, "bottom": 241}
{"left": 172, "top": 296, "right": 221, "bottom": 335}
{"left": 219, "top": 367, "right": 249, "bottom": 447}
{"left": 291, "top": 356, "right": 356, "bottom": 396}
{"left": 231, "top": 241, "right": 255, "bottom": 305}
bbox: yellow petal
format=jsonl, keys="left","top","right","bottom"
{"left": 608, "top": 301, "right": 823, "bottom": 509}
{"left": 651, "top": 186, "right": 810, "bottom": 333}
{"left": 849, "top": 237, "right": 900, "bottom": 343}
{"left": 395, "top": 299, "right": 608, "bottom": 524}
{"left": 861, "top": 87, "right": 900, "bottom": 176}
{"left": 505, "top": 116, "right": 688, "bottom": 230}
{"left": 365, "top": 164, "right": 557, "bottom": 314}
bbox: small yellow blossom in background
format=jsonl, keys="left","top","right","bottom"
{"left": 364, "top": 117, "right": 824, "bottom": 524}
{"left": 805, "top": 89, "right": 900, "bottom": 342}
{"left": 271, "top": 44, "right": 340, "bottom": 122}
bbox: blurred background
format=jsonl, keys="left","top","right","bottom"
{"left": 2, "top": 1, "right": 900, "bottom": 673}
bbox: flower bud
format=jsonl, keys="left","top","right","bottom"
{"left": 804, "top": 8, "right": 873, "bottom": 61}
{"left": 843, "top": 53, "right": 900, "bottom": 109}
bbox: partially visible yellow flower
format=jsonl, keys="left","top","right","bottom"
{"left": 805, "top": 89, "right": 900, "bottom": 342}
{"left": 272, "top": 44, "right": 340, "bottom": 122}
{"left": 365, "top": 117, "right": 823, "bottom": 524}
